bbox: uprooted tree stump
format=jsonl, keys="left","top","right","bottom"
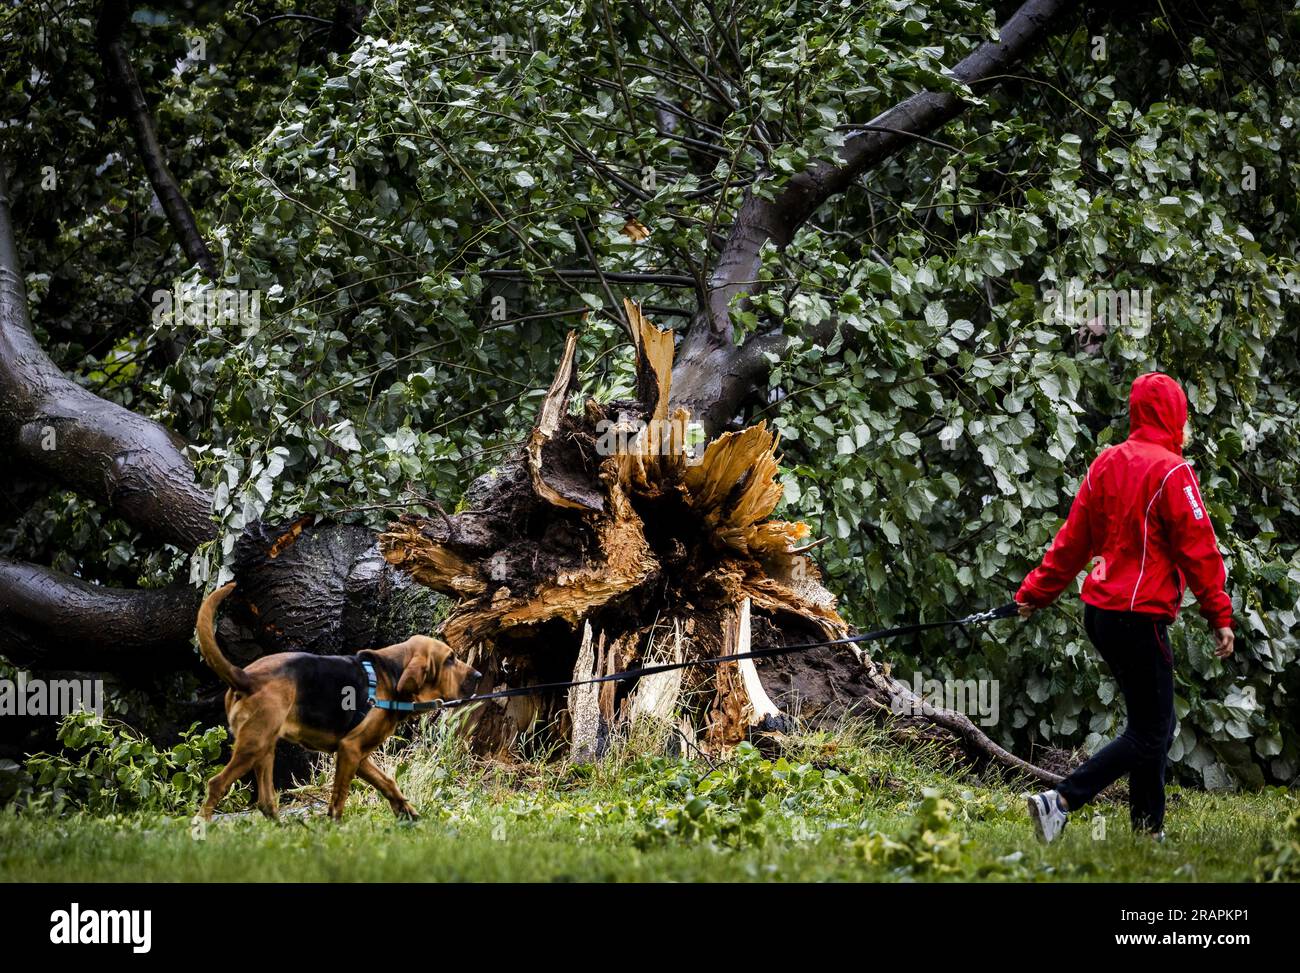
{"left": 378, "top": 302, "right": 1059, "bottom": 784}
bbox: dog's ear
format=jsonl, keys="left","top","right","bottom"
{"left": 423, "top": 640, "right": 450, "bottom": 688}
{"left": 429, "top": 640, "right": 451, "bottom": 673}
{"left": 397, "top": 642, "right": 430, "bottom": 694}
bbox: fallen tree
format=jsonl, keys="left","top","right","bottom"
{"left": 0, "top": 171, "right": 1060, "bottom": 781}
{"left": 376, "top": 301, "right": 1061, "bottom": 781}
{"left": 0, "top": 0, "right": 1090, "bottom": 784}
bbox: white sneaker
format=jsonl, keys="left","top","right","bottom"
{"left": 1028, "top": 790, "right": 1068, "bottom": 844}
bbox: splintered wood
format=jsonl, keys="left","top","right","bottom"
{"left": 626, "top": 297, "right": 672, "bottom": 422}
{"left": 569, "top": 622, "right": 609, "bottom": 763}
{"left": 377, "top": 528, "right": 486, "bottom": 597}
{"left": 378, "top": 302, "right": 847, "bottom": 758}
{"left": 680, "top": 422, "right": 807, "bottom": 558}
{"left": 526, "top": 329, "right": 602, "bottom": 512}
{"left": 706, "top": 598, "right": 786, "bottom": 750}
{"left": 627, "top": 621, "right": 685, "bottom": 725}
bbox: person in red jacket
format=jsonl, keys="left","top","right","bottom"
{"left": 1019, "top": 372, "right": 1234, "bottom": 843}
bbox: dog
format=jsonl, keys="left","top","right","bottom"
{"left": 194, "top": 582, "right": 480, "bottom": 821}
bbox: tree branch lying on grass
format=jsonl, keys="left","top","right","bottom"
{"left": 0, "top": 557, "right": 200, "bottom": 668}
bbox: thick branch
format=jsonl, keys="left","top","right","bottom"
{"left": 226, "top": 518, "right": 451, "bottom": 658}
{"left": 0, "top": 519, "right": 451, "bottom": 670}
{"left": 710, "top": 0, "right": 1072, "bottom": 323}
{"left": 672, "top": 0, "right": 1074, "bottom": 431}
{"left": 670, "top": 317, "right": 793, "bottom": 435}
{"left": 0, "top": 167, "right": 215, "bottom": 549}
{"left": 97, "top": 0, "right": 218, "bottom": 279}
{"left": 0, "top": 557, "right": 200, "bottom": 668}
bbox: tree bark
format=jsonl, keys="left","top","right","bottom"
{"left": 0, "top": 557, "right": 201, "bottom": 670}
{"left": 0, "top": 168, "right": 215, "bottom": 551}
{"left": 218, "top": 518, "right": 450, "bottom": 664}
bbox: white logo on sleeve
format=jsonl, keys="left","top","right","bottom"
{"left": 1183, "top": 485, "right": 1204, "bottom": 520}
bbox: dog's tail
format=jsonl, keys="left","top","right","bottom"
{"left": 196, "top": 582, "right": 253, "bottom": 693}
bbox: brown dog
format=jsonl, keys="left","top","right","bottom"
{"left": 194, "top": 582, "right": 479, "bottom": 821}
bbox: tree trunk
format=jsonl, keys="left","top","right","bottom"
{"left": 375, "top": 302, "right": 1059, "bottom": 782}
{"left": 672, "top": 0, "right": 1074, "bottom": 435}
{"left": 0, "top": 169, "right": 214, "bottom": 550}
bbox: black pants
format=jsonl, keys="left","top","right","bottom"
{"left": 1056, "top": 604, "right": 1177, "bottom": 833}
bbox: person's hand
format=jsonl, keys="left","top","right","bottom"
{"left": 1213, "top": 626, "right": 1234, "bottom": 659}
{"left": 1017, "top": 600, "right": 1037, "bottom": 620}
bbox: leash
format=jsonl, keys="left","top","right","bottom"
{"left": 364, "top": 602, "right": 1021, "bottom": 713}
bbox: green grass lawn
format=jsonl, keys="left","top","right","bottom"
{"left": 2, "top": 718, "right": 1294, "bottom": 883}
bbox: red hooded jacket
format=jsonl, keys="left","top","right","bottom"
{"left": 1016, "top": 372, "right": 1233, "bottom": 630}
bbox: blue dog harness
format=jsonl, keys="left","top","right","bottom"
{"left": 361, "top": 660, "right": 440, "bottom": 713}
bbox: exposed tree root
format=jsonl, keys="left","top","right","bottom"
{"left": 855, "top": 651, "right": 1063, "bottom": 786}
{"left": 378, "top": 309, "right": 1055, "bottom": 781}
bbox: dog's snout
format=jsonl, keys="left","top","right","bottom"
{"left": 461, "top": 666, "right": 483, "bottom": 693}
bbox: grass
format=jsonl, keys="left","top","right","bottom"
{"left": 1, "top": 714, "right": 1293, "bottom": 883}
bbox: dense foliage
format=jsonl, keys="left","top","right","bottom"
{"left": 22, "top": 712, "right": 235, "bottom": 815}
{"left": 2, "top": 0, "right": 1297, "bottom": 786}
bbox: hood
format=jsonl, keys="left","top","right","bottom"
{"left": 1128, "top": 372, "right": 1187, "bottom": 453}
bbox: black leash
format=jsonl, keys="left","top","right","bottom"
{"left": 368, "top": 602, "right": 1021, "bottom": 713}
